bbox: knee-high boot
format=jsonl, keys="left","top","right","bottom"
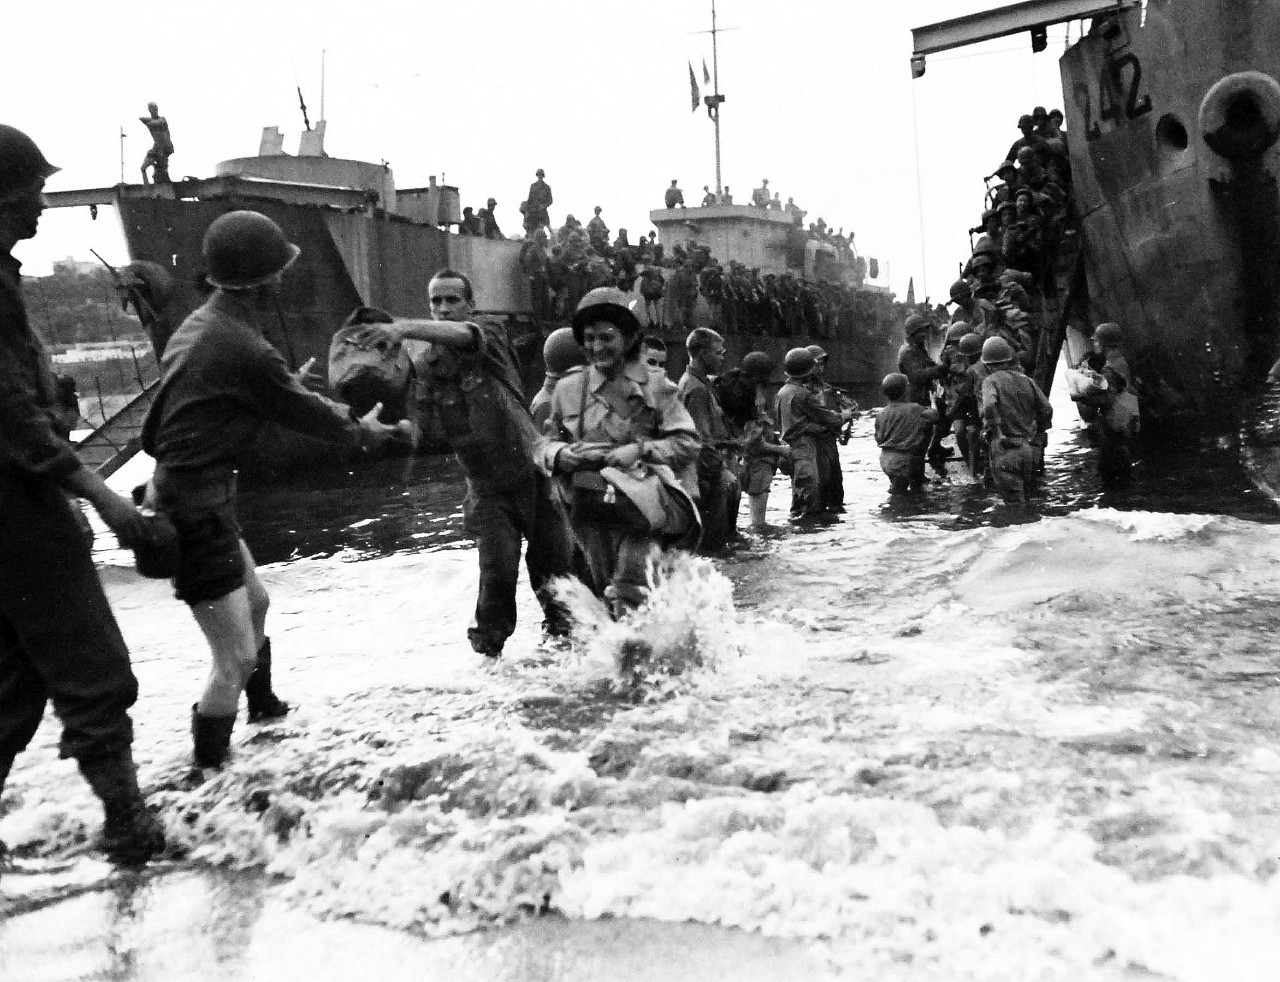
{"left": 191, "top": 704, "right": 237, "bottom": 768}
{"left": 244, "top": 637, "right": 291, "bottom": 723}
{"left": 77, "top": 748, "right": 165, "bottom": 864}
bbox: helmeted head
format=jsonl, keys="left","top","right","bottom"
{"left": 670, "top": 179, "right": 679, "bottom": 187}
{"left": 1031, "top": 105, "right": 1049, "bottom": 124}
{"left": 542, "top": 327, "right": 586, "bottom": 374}
{"left": 783, "top": 347, "right": 816, "bottom": 378}
{"left": 1018, "top": 113, "right": 1034, "bottom": 132}
{"left": 741, "top": 351, "right": 774, "bottom": 380}
{"left": 948, "top": 279, "right": 973, "bottom": 305}
{"left": 203, "top": 210, "right": 300, "bottom": 290}
{"left": 881, "top": 372, "right": 909, "bottom": 401}
{"left": 996, "top": 161, "right": 1018, "bottom": 182}
{"left": 1016, "top": 146, "right": 1037, "bottom": 166}
{"left": 944, "top": 322, "right": 970, "bottom": 344}
{"left": 0, "top": 123, "right": 59, "bottom": 206}
{"left": 981, "top": 335, "right": 1015, "bottom": 365}
{"left": 1093, "top": 322, "right": 1123, "bottom": 348}
{"left": 904, "top": 313, "right": 931, "bottom": 340}
{"left": 959, "top": 333, "right": 984, "bottom": 358}
{"left": 1048, "top": 108, "right": 1064, "bottom": 126}
{"left": 536, "top": 168, "right": 545, "bottom": 178}
{"left": 969, "top": 252, "right": 996, "bottom": 279}
{"left": 487, "top": 197, "right": 496, "bottom": 209}
{"left": 593, "top": 205, "right": 602, "bottom": 215}
{"left": 572, "top": 286, "right": 641, "bottom": 346}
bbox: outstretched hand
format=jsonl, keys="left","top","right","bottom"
{"left": 349, "top": 323, "right": 401, "bottom": 351}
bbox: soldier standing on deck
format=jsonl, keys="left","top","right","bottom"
{"left": 524, "top": 168, "right": 553, "bottom": 235}
{"left": 0, "top": 124, "right": 164, "bottom": 863}
{"left": 139, "top": 102, "right": 174, "bottom": 185}
{"left": 351, "top": 267, "right": 580, "bottom": 658}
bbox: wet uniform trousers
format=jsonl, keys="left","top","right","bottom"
{"left": 0, "top": 253, "right": 137, "bottom": 769}
{"left": 463, "top": 473, "right": 576, "bottom": 647}
{"left": 810, "top": 381, "right": 844, "bottom": 511}
{"left": 677, "top": 366, "right": 741, "bottom": 551}
{"left": 415, "top": 320, "right": 578, "bottom": 652}
{"left": 775, "top": 380, "right": 842, "bottom": 518}
{"left": 981, "top": 367, "right": 1053, "bottom": 503}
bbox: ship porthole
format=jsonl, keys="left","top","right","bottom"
{"left": 1156, "top": 114, "right": 1189, "bottom": 153}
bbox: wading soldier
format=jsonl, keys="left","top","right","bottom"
{"left": 979, "top": 336, "right": 1052, "bottom": 504}
{"left": 0, "top": 124, "right": 164, "bottom": 863}
{"left": 351, "top": 268, "right": 579, "bottom": 658}
{"left": 678, "top": 328, "right": 741, "bottom": 551}
{"left": 143, "top": 211, "right": 404, "bottom": 773}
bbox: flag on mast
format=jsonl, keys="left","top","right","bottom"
{"left": 688, "top": 61, "right": 700, "bottom": 112}
{"left": 702, "top": 58, "right": 711, "bottom": 84}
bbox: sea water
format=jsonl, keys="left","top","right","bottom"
{"left": 2, "top": 379, "right": 1280, "bottom": 981}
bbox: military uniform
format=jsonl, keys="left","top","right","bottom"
{"left": 678, "top": 363, "right": 741, "bottom": 551}
{"left": 981, "top": 366, "right": 1053, "bottom": 503}
{"left": 413, "top": 318, "right": 576, "bottom": 652}
{"left": 775, "top": 379, "right": 841, "bottom": 518}
{"left": 0, "top": 250, "right": 139, "bottom": 776}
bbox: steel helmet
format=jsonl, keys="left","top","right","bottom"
{"left": 571, "top": 286, "right": 640, "bottom": 343}
{"left": 904, "top": 313, "right": 930, "bottom": 337}
{"left": 881, "top": 372, "right": 909, "bottom": 400}
{"left": 959, "top": 333, "right": 984, "bottom": 357}
{"left": 973, "top": 235, "right": 999, "bottom": 258}
{"left": 981, "top": 336, "right": 1015, "bottom": 365}
{"left": 0, "top": 124, "right": 59, "bottom": 203}
{"left": 783, "top": 347, "right": 816, "bottom": 377}
{"left": 741, "top": 351, "right": 774, "bottom": 378}
{"left": 805, "top": 344, "right": 828, "bottom": 361}
{"left": 948, "top": 279, "right": 972, "bottom": 304}
{"left": 542, "top": 326, "right": 586, "bottom": 374}
{"left": 1093, "top": 322, "right": 1123, "bottom": 347}
{"left": 203, "top": 211, "right": 301, "bottom": 290}
{"left": 944, "top": 322, "right": 970, "bottom": 343}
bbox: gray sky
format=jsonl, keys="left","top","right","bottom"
{"left": 9, "top": 0, "right": 1069, "bottom": 303}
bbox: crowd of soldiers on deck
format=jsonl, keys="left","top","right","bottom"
{"left": 511, "top": 169, "right": 880, "bottom": 344}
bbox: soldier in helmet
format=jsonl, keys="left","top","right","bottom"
{"left": 139, "top": 102, "right": 174, "bottom": 185}
{"left": 875, "top": 372, "right": 938, "bottom": 494}
{"left": 586, "top": 206, "right": 610, "bottom": 253}
{"left": 351, "top": 267, "right": 581, "bottom": 655}
{"left": 734, "top": 352, "right": 789, "bottom": 529}
{"left": 775, "top": 347, "right": 851, "bottom": 521}
{"left": 536, "top": 288, "right": 701, "bottom": 614}
{"left": 1078, "top": 323, "right": 1138, "bottom": 479}
{"left": 531, "top": 327, "right": 585, "bottom": 430}
{"left": 664, "top": 179, "right": 686, "bottom": 209}
{"left": 979, "top": 335, "right": 1053, "bottom": 503}
{"left": 524, "top": 168, "right": 553, "bottom": 235}
{"left": 1005, "top": 113, "right": 1049, "bottom": 167}
{"left": 144, "top": 211, "right": 407, "bottom": 774}
{"left": 804, "top": 344, "right": 854, "bottom": 512}
{"left": 0, "top": 123, "right": 166, "bottom": 864}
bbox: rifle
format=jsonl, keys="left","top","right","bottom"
{"left": 829, "top": 384, "right": 860, "bottom": 445}
{"left": 91, "top": 249, "right": 157, "bottom": 324}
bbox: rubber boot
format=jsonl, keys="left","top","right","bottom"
{"left": 77, "top": 749, "right": 165, "bottom": 864}
{"left": 191, "top": 704, "right": 237, "bottom": 769}
{"left": 244, "top": 637, "right": 291, "bottom": 723}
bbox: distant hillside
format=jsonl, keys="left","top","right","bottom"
{"left": 22, "top": 267, "right": 145, "bottom": 348}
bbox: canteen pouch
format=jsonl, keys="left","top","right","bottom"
{"left": 570, "top": 470, "right": 651, "bottom": 533}
{"left": 133, "top": 510, "right": 180, "bottom": 579}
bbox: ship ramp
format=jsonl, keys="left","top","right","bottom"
{"left": 75, "top": 379, "right": 159, "bottom": 477}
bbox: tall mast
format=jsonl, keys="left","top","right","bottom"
{"left": 711, "top": 0, "right": 722, "bottom": 194}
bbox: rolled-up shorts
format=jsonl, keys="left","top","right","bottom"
{"left": 154, "top": 467, "right": 246, "bottom": 605}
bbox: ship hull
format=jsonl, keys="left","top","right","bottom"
{"left": 1061, "top": 0, "right": 1280, "bottom": 442}
{"left": 109, "top": 186, "right": 540, "bottom": 485}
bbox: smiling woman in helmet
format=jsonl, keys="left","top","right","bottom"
{"left": 535, "top": 287, "right": 701, "bottom": 615}
{"left": 142, "top": 210, "right": 404, "bottom": 775}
